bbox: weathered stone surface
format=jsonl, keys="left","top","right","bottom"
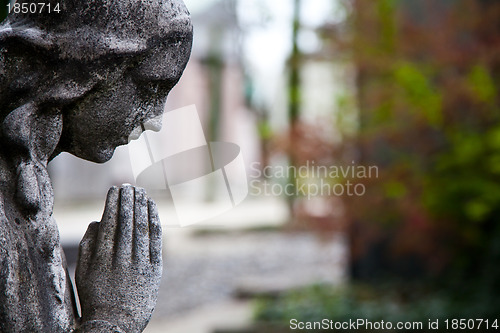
{"left": 0, "top": 0, "right": 192, "bottom": 331}
{"left": 75, "top": 185, "right": 163, "bottom": 333}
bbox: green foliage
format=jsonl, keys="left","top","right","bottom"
{"left": 423, "top": 129, "right": 500, "bottom": 225}
{"left": 257, "top": 120, "right": 273, "bottom": 140}
{"left": 254, "top": 283, "right": 498, "bottom": 331}
{"left": 341, "top": 0, "right": 500, "bottom": 286}
{"left": 384, "top": 181, "right": 407, "bottom": 199}
{"left": 467, "top": 65, "right": 496, "bottom": 105}
{"left": 393, "top": 63, "right": 443, "bottom": 127}
{"left": 377, "top": 0, "right": 397, "bottom": 52}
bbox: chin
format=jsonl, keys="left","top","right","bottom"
{"left": 72, "top": 146, "right": 115, "bottom": 164}
{"left": 93, "top": 149, "right": 116, "bottom": 164}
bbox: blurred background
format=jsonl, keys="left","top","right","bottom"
{"left": 46, "top": 0, "right": 500, "bottom": 332}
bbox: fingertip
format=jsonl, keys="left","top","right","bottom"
{"left": 98, "top": 187, "right": 120, "bottom": 254}
{"left": 107, "top": 186, "right": 119, "bottom": 197}
{"left": 80, "top": 221, "right": 99, "bottom": 243}
{"left": 147, "top": 198, "right": 159, "bottom": 217}
{"left": 115, "top": 185, "right": 134, "bottom": 263}
{"left": 103, "top": 187, "right": 120, "bottom": 217}
{"left": 119, "top": 184, "right": 134, "bottom": 199}
{"left": 132, "top": 186, "right": 149, "bottom": 262}
{"left": 150, "top": 217, "right": 162, "bottom": 234}
{"left": 118, "top": 185, "right": 135, "bottom": 219}
{"left": 149, "top": 207, "right": 162, "bottom": 241}
{"left": 135, "top": 186, "right": 146, "bottom": 194}
{"left": 87, "top": 221, "right": 100, "bottom": 233}
{"left": 135, "top": 187, "right": 147, "bottom": 204}
{"left": 78, "top": 222, "right": 99, "bottom": 262}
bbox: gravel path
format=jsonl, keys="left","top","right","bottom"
{"left": 151, "top": 231, "right": 348, "bottom": 321}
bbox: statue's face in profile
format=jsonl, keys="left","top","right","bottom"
{"left": 0, "top": 0, "right": 192, "bottom": 163}
{"left": 58, "top": 29, "right": 192, "bottom": 163}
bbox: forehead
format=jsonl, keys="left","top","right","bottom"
{"left": 7, "top": 0, "right": 192, "bottom": 59}
{"left": 77, "top": 0, "right": 192, "bottom": 40}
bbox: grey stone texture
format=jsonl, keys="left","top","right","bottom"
{"left": 0, "top": 0, "right": 192, "bottom": 331}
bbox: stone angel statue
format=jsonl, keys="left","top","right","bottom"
{"left": 0, "top": 0, "right": 192, "bottom": 331}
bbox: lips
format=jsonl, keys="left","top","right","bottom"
{"left": 143, "top": 115, "right": 162, "bottom": 132}
{"left": 127, "top": 114, "right": 163, "bottom": 143}
{"left": 128, "top": 126, "right": 143, "bottom": 142}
